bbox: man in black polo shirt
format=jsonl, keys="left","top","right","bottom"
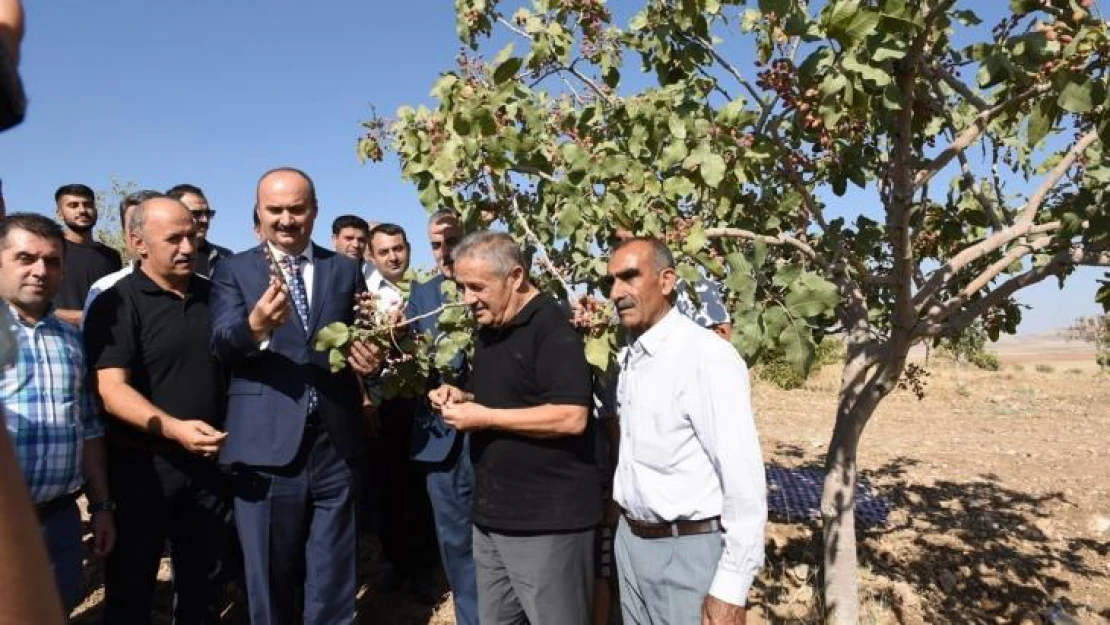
{"left": 429, "top": 231, "right": 600, "bottom": 625}
{"left": 84, "top": 197, "right": 231, "bottom": 625}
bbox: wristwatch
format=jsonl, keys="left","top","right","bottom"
{"left": 88, "top": 499, "right": 117, "bottom": 514}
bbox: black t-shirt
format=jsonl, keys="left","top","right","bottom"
{"left": 468, "top": 293, "right": 601, "bottom": 531}
{"left": 56, "top": 239, "right": 121, "bottom": 310}
{"left": 84, "top": 269, "right": 224, "bottom": 450}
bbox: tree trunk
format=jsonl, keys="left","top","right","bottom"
{"left": 821, "top": 349, "right": 891, "bottom": 624}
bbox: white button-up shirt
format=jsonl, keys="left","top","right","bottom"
{"left": 614, "top": 307, "right": 767, "bottom": 606}
{"left": 365, "top": 268, "right": 404, "bottom": 314}
{"left": 269, "top": 242, "right": 315, "bottom": 307}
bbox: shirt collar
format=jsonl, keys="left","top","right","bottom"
{"left": 133, "top": 266, "right": 198, "bottom": 296}
{"left": 630, "top": 306, "right": 681, "bottom": 357}
{"left": 267, "top": 242, "right": 314, "bottom": 266}
{"left": 367, "top": 268, "right": 400, "bottom": 294}
{"left": 502, "top": 291, "right": 545, "bottom": 329}
{"left": 4, "top": 301, "right": 60, "bottom": 330}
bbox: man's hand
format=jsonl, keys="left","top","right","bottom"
{"left": 441, "top": 401, "right": 490, "bottom": 432}
{"left": 701, "top": 595, "right": 746, "bottom": 625}
{"left": 163, "top": 419, "right": 228, "bottom": 455}
{"left": 248, "top": 278, "right": 292, "bottom": 342}
{"left": 348, "top": 340, "right": 382, "bottom": 376}
{"left": 428, "top": 384, "right": 471, "bottom": 411}
{"left": 89, "top": 510, "right": 115, "bottom": 558}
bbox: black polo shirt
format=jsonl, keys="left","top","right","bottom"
{"left": 56, "top": 239, "right": 122, "bottom": 310}
{"left": 468, "top": 293, "right": 601, "bottom": 532}
{"left": 84, "top": 269, "right": 224, "bottom": 449}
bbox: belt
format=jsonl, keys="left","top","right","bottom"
{"left": 623, "top": 513, "right": 721, "bottom": 539}
{"left": 34, "top": 492, "right": 77, "bottom": 520}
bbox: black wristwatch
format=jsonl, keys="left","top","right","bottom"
{"left": 88, "top": 499, "right": 117, "bottom": 515}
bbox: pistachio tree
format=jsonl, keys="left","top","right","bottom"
{"left": 360, "top": 0, "right": 1110, "bottom": 620}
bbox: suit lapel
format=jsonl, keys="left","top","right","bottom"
{"left": 308, "top": 244, "right": 334, "bottom": 336}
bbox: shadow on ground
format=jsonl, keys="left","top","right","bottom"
{"left": 752, "top": 443, "right": 1109, "bottom": 623}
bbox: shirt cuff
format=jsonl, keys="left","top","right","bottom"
{"left": 708, "top": 567, "right": 754, "bottom": 607}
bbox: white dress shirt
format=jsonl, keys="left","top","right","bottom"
{"left": 613, "top": 307, "right": 767, "bottom": 606}
{"left": 365, "top": 268, "right": 403, "bottom": 314}
{"left": 259, "top": 243, "right": 315, "bottom": 349}
{"left": 269, "top": 242, "right": 315, "bottom": 307}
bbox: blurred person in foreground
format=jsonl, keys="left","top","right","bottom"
{"left": 0, "top": 2, "right": 70, "bottom": 622}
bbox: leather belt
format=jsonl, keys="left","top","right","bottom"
{"left": 623, "top": 513, "right": 722, "bottom": 539}
{"left": 34, "top": 492, "right": 77, "bottom": 520}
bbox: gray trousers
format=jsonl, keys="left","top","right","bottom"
{"left": 473, "top": 525, "right": 595, "bottom": 625}
{"left": 615, "top": 517, "right": 723, "bottom": 625}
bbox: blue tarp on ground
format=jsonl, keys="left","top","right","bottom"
{"left": 766, "top": 466, "right": 890, "bottom": 528}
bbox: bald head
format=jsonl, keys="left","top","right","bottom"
{"left": 255, "top": 167, "right": 318, "bottom": 254}
{"left": 131, "top": 197, "right": 197, "bottom": 285}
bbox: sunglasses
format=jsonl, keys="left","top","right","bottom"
{"left": 190, "top": 209, "right": 217, "bottom": 219}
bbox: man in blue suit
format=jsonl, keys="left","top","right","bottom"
{"left": 210, "top": 168, "right": 381, "bottom": 625}
{"left": 405, "top": 209, "right": 477, "bottom": 625}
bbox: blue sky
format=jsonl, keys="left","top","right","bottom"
{"left": 0, "top": 1, "right": 1101, "bottom": 333}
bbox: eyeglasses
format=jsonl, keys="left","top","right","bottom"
{"left": 190, "top": 209, "right": 217, "bottom": 219}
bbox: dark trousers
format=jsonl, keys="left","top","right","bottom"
{"left": 373, "top": 397, "right": 438, "bottom": 576}
{"left": 38, "top": 496, "right": 83, "bottom": 613}
{"left": 234, "top": 423, "right": 358, "bottom": 625}
{"left": 104, "top": 445, "right": 233, "bottom": 625}
{"left": 424, "top": 435, "right": 478, "bottom": 625}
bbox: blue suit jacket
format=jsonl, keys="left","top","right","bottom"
{"left": 405, "top": 274, "right": 465, "bottom": 463}
{"left": 210, "top": 244, "right": 366, "bottom": 468}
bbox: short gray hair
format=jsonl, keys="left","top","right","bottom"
{"left": 428, "top": 208, "right": 460, "bottom": 228}
{"left": 451, "top": 231, "right": 527, "bottom": 277}
{"left": 129, "top": 197, "right": 187, "bottom": 237}
{"left": 612, "top": 236, "right": 675, "bottom": 273}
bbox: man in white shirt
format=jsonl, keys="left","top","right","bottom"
{"left": 607, "top": 237, "right": 766, "bottom": 625}
{"left": 80, "top": 189, "right": 162, "bottom": 329}
{"left": 365, "top": 222, "right": 410, "bottom": 312}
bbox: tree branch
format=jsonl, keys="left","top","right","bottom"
{"left": 705, "top": 227, "right": 825, "bottom": 267}
{"left": 912, "top": 82, "right": 1052, "bottom": 189}
{"left": 497, "top": 16, "right": 613, "bottom": 105}
{"left": 769, "top": 121, "right": 828, "bottom": 230}
{"left": 688, "top": 34, "right": 764, "bottom": 107}
{"left": 921, "top": 246, "right": 1110, "bottom": 337}
{"left": 927, "top": 62, "right": 988, "bottom": 111}
{"left": 912, "top": 130, "right": 1098, "bottom": 311}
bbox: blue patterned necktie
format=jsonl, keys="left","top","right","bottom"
{"left": 282, "top": 254, "right": 318, "bottom": 415}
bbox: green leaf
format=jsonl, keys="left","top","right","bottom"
{"left": 328, "top": 348, "right": 347, "bottom": 373}
{"left": 682, "top": 221, "right": 708, "bottom": 255}
{"left": 668, "top": 114, "right": 687, "bottom": 140}
{"left": 778, "top": 317, "right": 816, "bottom": 376}
{"left": 1028, "top": 98, "right": 1056, "bottom": 146}
{"left": 493, "top": 57, "right": 523, "bottom": 84}
{"left": 699, "top": 153, "right": 727, "bottom": 188}
{"left": 952, "top": 10, "right": 981, "bottom": 26}
{"left": 824, "top": 1, "right": 881, "bottom": 48}
{"left": 584, "top": 334, "right": 611, "bottom": 372}
{"left": 314, "top": 322, "right": 351, "bottom": 351}
{"left": 741, "top": 9, "right": 761, "bottom": 32}
{"left": 660, "top": 141, "right": 689, "bottom": 169}
{"left": 556, "top": 204, "right": 583, "bottom": 238}
{"left": 1057, "top": 78, "right": 1099, "bottom": 114}
{"left": 784, "top": 273, "right": 840, "bottom": 317}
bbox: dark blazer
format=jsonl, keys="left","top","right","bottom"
{"left": 210, "top": 244, "right": 366, "bottom": 467}
{"left": 405, "top": 274, "right": 464, "bottom": 463}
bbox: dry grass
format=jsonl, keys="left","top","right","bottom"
{"left": 70, "top": 357, "right": 1110, "bottom": 624}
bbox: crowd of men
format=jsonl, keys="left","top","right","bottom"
{"left": 0, "top": 167, "right": 767, "bottom": 625}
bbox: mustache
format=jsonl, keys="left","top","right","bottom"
{"left": 614, "top": 297, "right": 635, "bottom": 311}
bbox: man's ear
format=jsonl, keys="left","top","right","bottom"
{"left": 509, "top": 265, "right": 527, "bottom": 291}
{"left": 659, "top": 266, "right": 678, "bottom": 297}
{"left": 128, "top": 230, "right": 145, "bottom": 258}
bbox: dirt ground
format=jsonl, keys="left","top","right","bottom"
{"left": 69, "top": 350, "right": 1108, "bottom": 624}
